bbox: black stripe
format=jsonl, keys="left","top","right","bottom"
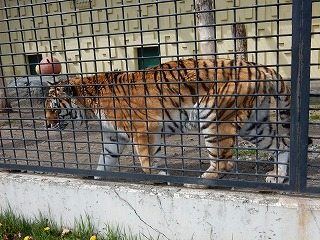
{"left": 178, "top": 60, "right": 188, "bottom": 77}
{"left": 183, "top": 81, "right": 196, "bottom": 95}
{"left": 207, "top": 151, "right": 218, "bottom": 158}
{"left": 237, "top": 60, "right": 242, "bottom": 80}
{"left": 220, "top": 60, "right": 225, "bottom": 79}
{"left": 167, "top": 124, "right": 176, "bottom": 133}
{"left": 162, "top": 71, "right": 179, "bottom": 95}
{"left": 262, "top": 137, "right": 275, "bottom": 149}
{"left": 168, "top": 68, "right": 178, "bottom": 81}
{"left": 203, "top": 61, "right": 209, "bottom": 79}
{"left": 155, "top": 146, "right": 161, "bottom": 155}
{"left": 229, "top": 59, "right": 234, "bottom": 79}
{"left": 104, "top": 148, "right": 120, "bottom": 158}
{"left": 200, "top": 121, "right": 214, "bottom": 131}
{"left": 205, "top": 138, "right": 217, "bottom": 144}
{"left": 200, "top": 108, "right": 216, "bottom": 120}
{"left": 247, "top": 65, "right": 253, "bottom": 81}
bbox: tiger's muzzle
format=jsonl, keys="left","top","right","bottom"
{"left": 45, "top": 110, "right": 68, "bottom": 130}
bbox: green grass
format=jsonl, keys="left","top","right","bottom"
{"left": 0, "top": 209, "right": 140, "bottom": 240}
{"left": 0, "top": 120, "right": 16, "bottom": 126}
{"left": 235, "top": 149, "right": 269, "bottom": 158}
{"left": 237, "top": 149, "right": 256, "bottom": 157}
{"left": 309, "top": 115, "right": 320, "bottom": 120}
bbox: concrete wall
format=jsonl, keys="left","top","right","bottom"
{"left": 0, "top": 172, "right": 319, "bottom": 240}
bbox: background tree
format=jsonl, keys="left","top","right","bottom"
{"left": 232, "top": 24, "right": 248, "bottom": 61}
{"left": 196, "top": 0, "right": 216, "bottom": 58}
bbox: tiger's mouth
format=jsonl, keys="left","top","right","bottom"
{"left": 46, "top": 121, "right": 69, "bottom": 130}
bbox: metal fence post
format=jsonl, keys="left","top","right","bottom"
{"left": 289, "top": 0, "right": 312, "bottom": 192}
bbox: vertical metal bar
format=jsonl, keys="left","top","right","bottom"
{"left": 289, "top": 0, "right": 312, "bottom": 192}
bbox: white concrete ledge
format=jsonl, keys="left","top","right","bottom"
{"left": 0, "top": 172, "right": 319, "bottom": 239}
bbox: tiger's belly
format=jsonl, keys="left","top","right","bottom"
{"left": 97, "top": 107, "right": 198, "bottom": 136}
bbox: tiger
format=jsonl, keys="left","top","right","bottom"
{"left": 45, "top": 58, "right": 292, "bottom": 184}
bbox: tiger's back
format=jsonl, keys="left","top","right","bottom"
{"left": 61, "top": 59, "right": 288, "bottom": 131}
{"left": 45, "top": 58, "right": 291, "bottom": 183}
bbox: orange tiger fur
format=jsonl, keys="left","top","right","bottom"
{"left": 45, "top": 58, "right": 291, "bottom": 183}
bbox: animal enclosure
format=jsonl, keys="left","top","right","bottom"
{"left": 0, "top": 0, "right": 319, "bottom": 194}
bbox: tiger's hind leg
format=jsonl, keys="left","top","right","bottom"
{"left": 95, "top": 132, "right": 129, "bottom": 179}
{"left": 133, "top": 129, "right": 167, "bottom": 176}
{"left": 201, "top": 122, "right": 236, "bottom": 179}
{"left": 240, "top": 96, "right": 290, "bottom": 183}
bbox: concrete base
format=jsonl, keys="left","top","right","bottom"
{"left": 0, "top": 172, "right": 319, "bottom": 240}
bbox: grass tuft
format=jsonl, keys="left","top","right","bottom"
{"left": 0, "top": 208, "right": 141, "bottom": 240}
{"left": 309, "top": 115, "right": 320, "bottom": 120}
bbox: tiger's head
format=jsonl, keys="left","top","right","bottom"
{"left": 45, "top": 80, "right": 82, "bottom": 130}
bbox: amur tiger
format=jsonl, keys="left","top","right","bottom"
{"left": 45, "top": 58, "right": 291, "bottom": 184}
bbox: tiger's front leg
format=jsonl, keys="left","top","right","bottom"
{"left": 184, "top": 123, "right": 235, "bottom": 189}
{"left": 133, "top": 131, "right": 167, "bottom": 176}
{"left": 201, "top": 122, "right": 236, "bottom": 179}
{"left": 95, "top": 132, "right": 129, "bottom": 179}
{"left": 265, "top": 145, "right": 289, "bottom": 183}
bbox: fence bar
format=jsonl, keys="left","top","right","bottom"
{"left": 0, "top": 1, "right": 318, "bottom": 194}
{"left": 289, "top": 0, "right": 312, "bottom": 192}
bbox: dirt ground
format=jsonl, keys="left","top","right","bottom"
{"left": 1, "top": 100, "right": 319, "bottom": 188}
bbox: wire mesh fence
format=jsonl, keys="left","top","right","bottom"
{"left": 0, "top": 0, "right": 319, "bottom": 194}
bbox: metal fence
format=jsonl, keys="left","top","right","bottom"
{"left": 0, "top": 0, "right": 319, "bottom": 194}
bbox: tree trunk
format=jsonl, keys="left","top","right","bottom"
{"left": 196, "top": 0, "right": 216, "bottom": 58}
{"left": 0, "top": 57, "right": 12, "bottom": 112}
{"left": 231, "top": 24, "right": 248, "bottom": 61}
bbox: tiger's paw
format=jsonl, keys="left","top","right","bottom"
{"left": 158, "top": 170, "right": 169, "bottom": 176}
{"left": 94, "top": 175, "right": 106, "bottom": 180}
{"left": 265, "top": 170, "right": 285, "bottom": 183}
{"left": 156, "top": 170, "right": 171, "bottom": 185}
